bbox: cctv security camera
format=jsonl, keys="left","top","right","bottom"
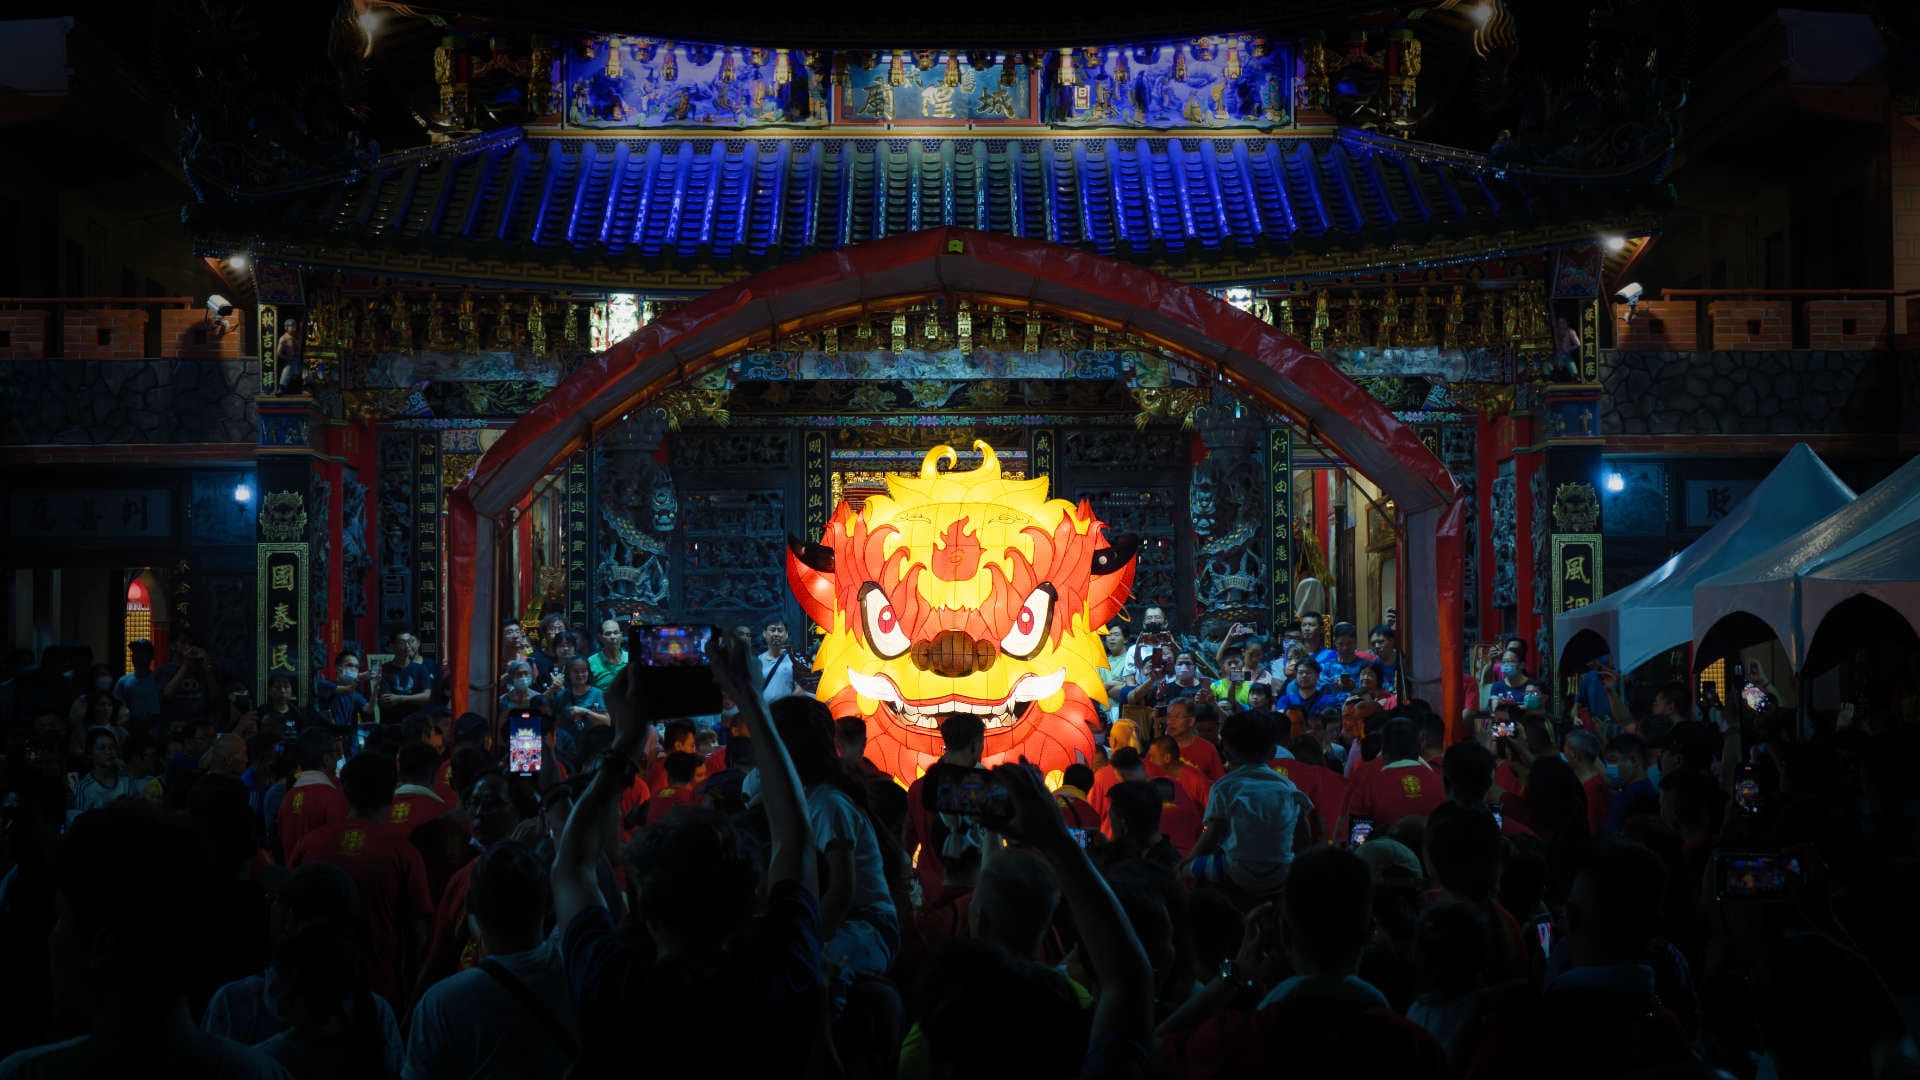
{"left": 206, "top": 294, "right": 235, "bottom": 318}
{"left": 1611, "top": 282, "right": 1644, "bottom": 305}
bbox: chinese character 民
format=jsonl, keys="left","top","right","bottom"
{"left": 271, "top": 644, "right": 292, "bottom": 671}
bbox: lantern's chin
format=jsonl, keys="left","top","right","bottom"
{"left": 849, "top": 686, "right": 1100, "bottom": 785}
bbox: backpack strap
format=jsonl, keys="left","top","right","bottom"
{"left": 478, "top": 957, "right": 579, "bottom": 1060}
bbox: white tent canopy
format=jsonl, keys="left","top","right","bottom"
{"left": 1801, "top": 517, "right": 1920, "bottom": 652}
{"left": 1556, "top": 444, "right": 1854, "bottom": 675}
{"left": 1693, "top": 451, "right": 1920, "bottom": 671}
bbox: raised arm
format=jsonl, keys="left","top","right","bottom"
{"left": 711, "top": 628, "right": 816, "bottom": 895}
{"left": 551, "top": 666, "right": 648, "bottom": 929}
{"left": 992, "top": 762, "right": 1153, "bottom": 1055}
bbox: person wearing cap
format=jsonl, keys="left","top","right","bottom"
{"left": 1352, "top": 836, "right": 1425, "bottom": 883}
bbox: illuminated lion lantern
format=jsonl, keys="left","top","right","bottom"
{"left": 787, "top": 441, "right": 1138, "bottom": 782}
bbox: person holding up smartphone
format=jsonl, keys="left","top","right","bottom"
{"left": 553, "top": 628, "right": 834, "bottom": 1077}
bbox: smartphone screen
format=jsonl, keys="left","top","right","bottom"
{"left": 1491, "top": 720, "right": 1518, "bottom": 739}
{"left": 934, "top": 769, "right": 1008, "bottom": 818}
{"left": 1533, "top": 917, "right": 1553, "bottom": 953}
{"left": 630, "top": 625, "right": 724, "bottom": 718}
{"left": 1349, "top": 817, "right": 1374, "bottom": 846}
{"left": 633, "top": 625, "right": 714, "bottom": 667}
{"left": 508, "top": 712, "right": 542, "bottom": 776}
{"left": 1490, "top": 804, "right": 1504, "bottom": 829}
{"left": 1734, "top": 768, "right": 1760, "bottom": 814}
{"left": 352, "top": 725, "right": 372, "bottom": 754}
{"left": 1069, "top": 827, "right": 1089, "bottom": 849}
{"left": 1717, "top": 853, "right": 1791, "bottom": 899}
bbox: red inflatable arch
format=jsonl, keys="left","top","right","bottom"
{"left": 449, "top": 228, "right": 1466, "bottom": 725}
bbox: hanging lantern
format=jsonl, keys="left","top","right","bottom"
{"left": 1057, "top": 48, "right": 1078, "bottom": 87}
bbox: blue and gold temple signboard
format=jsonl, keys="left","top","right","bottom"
{"left": 840, "top": 55, "right": 1035, "bottom": 124}
{"left": 1047, "top": 36, "right": 1291, "bottom": 129}
{"left": 565, "top": 38, "right": 824, "bottom": 128}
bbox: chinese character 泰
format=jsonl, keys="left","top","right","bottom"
{"left": 270, "top": 564, "right": 295, "bottom": 592}
{"left": 270, "top": 603, "right": 295, "bottom": 632}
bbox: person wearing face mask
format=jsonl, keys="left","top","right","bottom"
{"left": 497, "top": 659, "right": 545, "bottom": 718}
{"left": 1165, "top": 652, "right": 1206, "bottom": 701}
{"left": 1598, "top": 733, "right": 1659, "bottom": 839}
{"left": 315, "top": 651, "right": 370, "bottom": 735}
{"left": 1487, "top": 655, "right": 1533, "bottom": 709}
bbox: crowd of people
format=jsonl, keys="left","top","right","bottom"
{"left": 0, "top": 605, "right": 1916, "bottom": 1079}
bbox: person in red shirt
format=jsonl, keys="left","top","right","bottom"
{"left": 1153, "top": 774, "right": 1205, "bottom": 858}
{"left": 644, "top": 751, "right": 707, "bottom": 826}
{"left": 415, "top": 769, "right": 532, "bottom": 994}
{"left": 1166, "top": 699, "right": 1225, "bottom": 782}
{"left": 1441, "top": 738, "right": 1537, "bottom": 840}
{"left": 1562, "top": 729, "right": 1612, "bottom": 841}
{"left": 1343, "top": 718, "right": 1445, "bottom": 835}
{"left": 1086, "top": 717, "right": 1145, "bottom": 818}
{"left": 389, "top": 743, "right": 453, "bottom": 832}
{"left": 905, "top": 714, "right": 986, "bottom": 900}
{"left": 288, "top": 752, "right": 436, "bottom": 1008}
{"left": 645, "top": 720, "right": 696, "bottom": 794}
{"left": 278, "top": 728, "right": 347, "bottom": 859}
{"left": 834, "top": 716, "right": 888, "bottom": 782}
{"left": 434, "top": 712, "right": 491, "bottom": 803}
{"left": 1270, "top": 721, "right": 1345, "bottom": 846}
{"left": 1147, "top": 735, "right": 1212, "bottom": 812}
{"left": 1053, "top": 763, "right": 1102, "bottom": 832}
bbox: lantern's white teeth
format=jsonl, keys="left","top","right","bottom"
{"left": 851, "top": 668, "right": 1069, "bottom": 731}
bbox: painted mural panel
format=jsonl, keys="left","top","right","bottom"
{"left": 1045, "top": 36, "right": 1292, "bottom": 129}
{"left": 840, "top": 55, "right": 1035, "bottom": 124}
{"left": 564, "top": 37, "right": 822, "bottom": 128}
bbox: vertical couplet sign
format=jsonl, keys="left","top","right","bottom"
{"left": 566, "top": 453, "right": 590, "bottom": 629}
{"left": 802, "top": 430, "right": 831, "bottom": 542}
{"left": 1552, "top": 533, "right": 1602, "bottom": 617}
{"left": 257, "top": 543, "right": 310, "bottom": 702}
{"left": 1266, "top": 426, "right": 1294, "bottom": 638}
{"left": 415, "top": 436, "right": 442, "bottom": 659}
{"left": 1579, "top": 300, "right": 1600, "bottom": 383}
{"left": 1029, "top": 428, "right": 1057, "bottom": 485}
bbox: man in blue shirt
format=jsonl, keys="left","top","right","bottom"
{"left": 376, "top": 629, "right": 436, "bottom": 719}
{"left": 315, "top": 650, "right": 369, "bottom": 732}
{"left": 1278, "top": 657, "right": 1345, "bottom": 716}
{"left": 113, "top": 638, "right": 164, "bottom": 728}
{"left": 1314, "top": 622, "right": 1377, "bottom": 695}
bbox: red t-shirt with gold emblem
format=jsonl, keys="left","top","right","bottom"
{"left": 644, "top": 785, "right": 701, "bottom": 826}
{"left": 288, "top": 817, "right": 436, "bottom": 1006}
{"left": 387, "top": 787, "right": 453, "bottom": 832}
{"left": 1343, "top": 760, "right": 1446, "bottom": 829}
{"left": 278, "top": 777, "right": 348, "bottom": 859}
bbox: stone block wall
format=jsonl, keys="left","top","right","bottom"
{"left": 1600, "top": 349, "right": 1910, "bottom": 436}
{"left": 1613, "top": 301, "right": 1698, "bottom": 350}
{"left": 62, "top": 309, "right": 148, "bottom": 360}
{"left": 159, "top": 308, "right": 247, "bottom": 359}
{"left": 0, "top": 357, "right": 258, "bottom": 444}
{"left": 1708, "top": 301, "right": 1790, "bottom": 350}
{"left": 0, "top": 310, "right": 47, "bottom": 359}
{"left": 1806, "top": 300, "right": 1890, "bottom": 351}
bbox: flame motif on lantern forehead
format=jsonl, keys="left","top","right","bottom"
{"left": 863, "top": 443, "right": 1094, "bottom": 614}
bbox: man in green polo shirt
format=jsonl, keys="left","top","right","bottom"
{"left": 588, "top": 618, "right": 628, "bottom": 690}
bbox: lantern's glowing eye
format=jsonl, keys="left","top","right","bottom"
{"left": 1000, "top": 585, "right": 1056, "bottom": 660}
{"left": 859, "top": 583, "right": 911, "bottom": 659}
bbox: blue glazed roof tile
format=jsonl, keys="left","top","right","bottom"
{"left": 215, "top": 128, "right": 1667, "bottom": 270}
